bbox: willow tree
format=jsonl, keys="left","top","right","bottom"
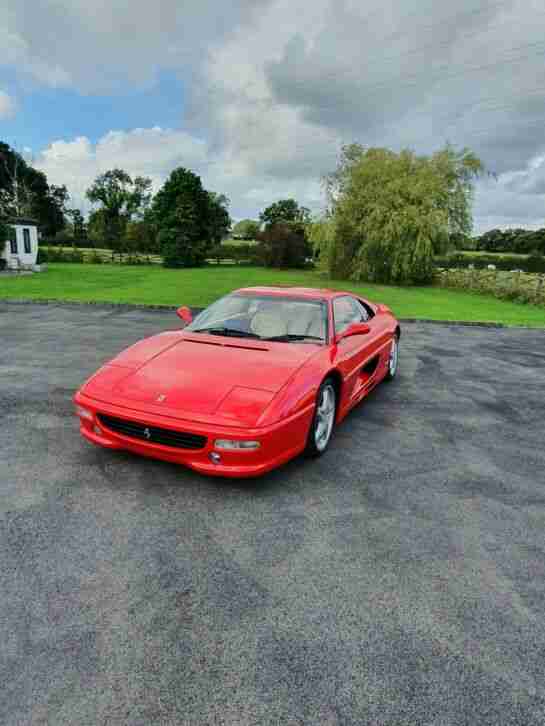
{"left": 324, "top": 143, "right": 483, "bottom": 284}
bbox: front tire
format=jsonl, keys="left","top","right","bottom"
{"left": 306, "top": 378, "right": 337, "bottom": 457}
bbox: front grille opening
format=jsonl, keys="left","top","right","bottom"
{"left": 97, "top": 414, "right": 207, "bottom": 450}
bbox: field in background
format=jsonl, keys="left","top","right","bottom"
{"left": 459, "top": 250, "right": 530, "bottom": 259}
{"left": 2, "top": 263, "right": 545, "bottom": 327}
{"left": 228, "top": 238, "right": 259, "bottom": 246}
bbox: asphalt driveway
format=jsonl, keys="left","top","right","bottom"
{"left": 1, "top": 302, "right": 544, "bottom": 725}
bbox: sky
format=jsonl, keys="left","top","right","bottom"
{"left": 1, "top": 0, "right": 545, "bottom": 233}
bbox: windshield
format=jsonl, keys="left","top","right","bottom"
{"left": 185, "top": 294, "right": 328, "bottom": 343}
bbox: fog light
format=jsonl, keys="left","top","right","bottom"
{"left": 214, "top": 439, "right": 260, "bottom": 451}
{"left": 76, "top": 405, "right": 94, "bottom": 421}
{"left": 209, "top": 452, "right": 222, "bottom": 464}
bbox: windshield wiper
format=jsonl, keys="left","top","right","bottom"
{"left": 192, "top": 326, "right": 261, "bottom": 339}
{"left": 263, "top": 334, "right": 324, "bottom": 343}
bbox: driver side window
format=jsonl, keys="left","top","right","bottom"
{"left": 333, "top": 296, "right": 365, "bottom": 335}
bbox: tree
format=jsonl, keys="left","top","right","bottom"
{"left": 256, "top": 223, "right": 308, "bottom": 268}
{"left": 259, "top": 199, "right": 311, "bottom": 230}
{"left": 258, "top": 199, "right": 312, "bottom": 268}
{"left": 28, "top": 184, "right": 70, "bottom": 237}
{"left": 125, "top": 220, "right": 157, "bottom": 254}
{"left": 324, "top": 144, "right": 484, "bottom": 284}
{"left": 86, "top": 169, "right": 152, "bottom": 251}
{"left": 87, "top": 208, "right": 108, "bottom": 246}
{"left": 232, "top": 219, "right": 260, "bottom": 240}
{"left": 149, "top": 167, "right": 212, "bottom": 267}
{"left": 0, "top": 142, "right": 67, "bottom": 235}
{"left": 207, "top": 192, "right": 231, "bottom": 244}
{"left": 474, "top": 227, "right": 545, "bottom": 254}
{"left": 307, "top": 217, "right": 335, "bottom": 269}
{"left": 66, "top": 209, "right": 86, "bottom": 240}
{"left": 0, "top": 219, "right": 8, "bottom": 245}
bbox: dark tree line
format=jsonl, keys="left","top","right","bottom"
{"left": 474, "top": 228, "right": 545, "bottom": 255}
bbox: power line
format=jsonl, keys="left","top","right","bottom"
{"left": 331, "top": 40, "right": 545, "bottom": 102}
{"left": 371, "top": 0, "right": 518, "bottom": 59}
{"left": 295, "top": 2, "right": 545, "bottom": 84}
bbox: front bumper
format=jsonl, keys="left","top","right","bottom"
{"left": 73, "top": 391, "right": 313, "bottom": 478}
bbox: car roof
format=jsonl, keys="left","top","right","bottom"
{"left": 235, "top": 286, "right": 355, "bottom": 301}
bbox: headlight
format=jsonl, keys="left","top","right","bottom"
{"left": 214, "top": 439, "right": 260, "bottom": 451}
{"left": 75, "top": 405, "right": 94, "bottom": 421}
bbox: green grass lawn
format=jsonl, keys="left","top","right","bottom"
{"left": 2, "top": 263, "right": 545, "bottom": 327}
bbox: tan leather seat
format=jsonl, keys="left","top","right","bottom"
{"left": 286, "top": 304, "right": 324, "bottom": 339}
{"left": 250, "top": 309, "right": 288, "bottom": 338}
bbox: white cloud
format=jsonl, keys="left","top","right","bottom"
{"left": 0, "top": 0, "right": 271, "bottom": 92}
{"left": 5, "top": 0, "right": 545, "bottom": 228}
{"left": 473, "top": 153, "right": 545, "bottom": 232}
{"left": 35, "top": 124, "right": 328, "bottom": 221}
{"left": 0, "top": 91, "right": 17, "bottom": 119}
{"left": 36, "top": 128, "right": 209, "bottom": 212}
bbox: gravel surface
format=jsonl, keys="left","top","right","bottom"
{"left": 1, "top": 303, "right": 544, "bottom": 725}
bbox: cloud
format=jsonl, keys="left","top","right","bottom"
{"left": 0, "top": 91, "right": 17, "bottom": 119}
{"left": 36, "top": 128, "right": 209, "bottom": 211}
{"left": 5, "top": 0, "right": 545, "bottom": 229}
{"left": 35, "top": 124, "right": 327, "bottom": 221}
{"left": 187, "top": 0, "right": 545, "bottom": 228}
{"left": 473, "top": 153, "right": 545, "bottom": 231}
{"left": 0, "top": 0, "right": 273, "bottom": 92}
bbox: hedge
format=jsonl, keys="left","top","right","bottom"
{"left": 37, "top": 246, "right": 160, "bottom": 265}
{"left": 434, "top": 252, "right": 545, "bottom": 274}
{"left": 436, "top": 268, "right": 545, "bottom": 306}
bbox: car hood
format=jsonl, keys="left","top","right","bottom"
{"left": 81, "top": 331, "right": 319, "bottom": 427}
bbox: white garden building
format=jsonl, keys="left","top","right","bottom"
{"left": 1, "top": 218, "right": 40, "bottom": 270}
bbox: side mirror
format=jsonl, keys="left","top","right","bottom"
{"left": 335, "top": 322, "right": 370, "bottom": 343}
{"left": 176, "top": 306, "right": 193, "bottom": 325}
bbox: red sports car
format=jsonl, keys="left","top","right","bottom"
{"left": 74, "top": 287, "right": 400, "bottom": 477}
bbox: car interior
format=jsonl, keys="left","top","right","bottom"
{"left": 190, "top": 296, "right": 327, "bottom": 341}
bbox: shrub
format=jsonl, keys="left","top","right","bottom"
{"left": 435, "top": 268, "right": 545, "bottom": 306}
{"left": 160, "top": 228, "right": 208, "bottom": 268}
{"left": 256, "top": 224, "right": 309, "bottom": 268}
{"left": 36, "top": 247, "right": 48, "bottom": 264}
{"left": 88, "top": 249, "right": 104, "bottom": 264}
{"left": 526, "top": 251, "right": 545, "bottom": 273}
{"left": 66, "top": 247, "right": 84, "bottom": 263}
{"left": 43, "top": 246, "right": 66, "bottom": 262}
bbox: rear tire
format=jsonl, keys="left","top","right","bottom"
{"left": 306, "top": 378, "right": 337, "bottom": 457}
{"left": 384, "top": 335, "right": 399, "bottom": 381}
